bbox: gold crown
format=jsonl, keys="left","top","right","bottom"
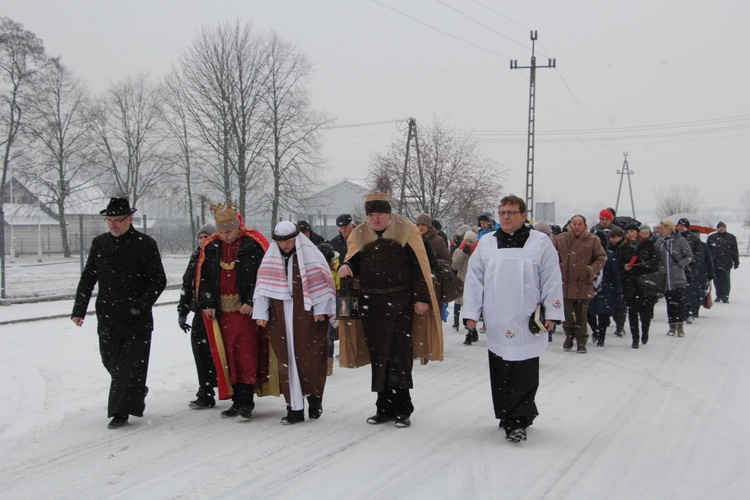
{"left": 364, "top": 192, "right": 390, "bottom": 202}
{"left": 210, "top": 200, "right": 239, "bottom": 222}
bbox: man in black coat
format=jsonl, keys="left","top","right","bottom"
{"left": 177, "top": 223, "right": 218, "bottom": 409}
{"left": 72, "top": 198, "right": 167, "bottom": 429}
{"left": 328, "top": 213, "right": 354, "bottom": 258}
{"left": 676, "top": 218, "right": 704, "bottom": 322}
{"left": 707, "top": 221, "right": 740, "bottom": 302}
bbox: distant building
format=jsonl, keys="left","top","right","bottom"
{"left": 294, "top": 180, "right": 370, "bottom": 239}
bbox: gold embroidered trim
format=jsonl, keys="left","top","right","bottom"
{"left": 220, "top": 294, "right": 242, "bottom": 312}
{"left": 220, "top": 261, "right": 236, "bottom": 270}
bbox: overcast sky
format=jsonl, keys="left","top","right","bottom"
{"left": 5, "top": 0, "right": 749, "bottom": 223}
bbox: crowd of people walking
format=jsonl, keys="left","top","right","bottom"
{"left": 72, "top": 194, "right": 741, "bottom": 444}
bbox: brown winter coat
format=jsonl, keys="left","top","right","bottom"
{"left": 553, "top": 230, "right": 607, "bottom": 299}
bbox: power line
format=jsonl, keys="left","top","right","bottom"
{"left": 436, "top": 0, "right": 529, "bottom": 51}
{"left": 371, "top": 0, "right": 512, "bottom": 60}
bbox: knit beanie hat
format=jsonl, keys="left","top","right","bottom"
{"left": 599, "top": 209, "right": 614, "bottom": 222}
{"left": 198, "top": 223, "right": 216, "bottom": 236}
{"left": 415, "top": 213, "right": 432, "bottom": 227}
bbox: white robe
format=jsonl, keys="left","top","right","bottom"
{"left": 462, "top": 229, "right": 565, "bottom": 361}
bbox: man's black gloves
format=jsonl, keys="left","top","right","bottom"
{"left": 178, "top": 316, "right": 191, "bottom": 333}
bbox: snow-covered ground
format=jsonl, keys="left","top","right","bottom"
{"left": 1, "top": 260, "right": 748, "bottom": 499}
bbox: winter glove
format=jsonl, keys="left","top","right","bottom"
{"left": 735, "top": 262, "right": 740, "bottom": 269}
{"left": 461, "top": 242, "right": 471, "bottom": 254}
{"left": 178, "top": 316, "right": 191, "bottom": 333}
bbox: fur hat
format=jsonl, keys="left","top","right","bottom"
{"left": 463, "top": 230, "right": 478, "bottom": 243}
{"left": 477, "top": 211, "right": 493, "bottom": 224}
{"left": 534, "top": 221, "right": 551, "bottom": 235}
{"left": 364, "top": 192, "right": 392, "bottom": 215}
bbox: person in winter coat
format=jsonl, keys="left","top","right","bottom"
{"left": 590, "top": 208, "right": 615, "bottom": 245}
{"left": 177, "top": 223, "right": 218, "bottom": 409}
{"left": 71, "top": 198, "right": 167, "bottom": 429}
{"left": 553, "top": 215, "right": 607, "bottom": 353}
{"left": 451, "top": 229, "right": 479, "bottom": 344}
{"left": 695, "top": 238, "right": 715, "bottom": 317}
{"left": 477, "top": 212, "right": 500, "bottom": 239}
{"left": 317, "top": 242, "right": 340, "bottom": 376}
{"left": 328, "top": 213, "right": 354, "bottom": 258}
{"left": 197, "top": 202, "right": 272, "bottom": 419}
{"left": 416, "top": 213, "right": 452, "bottom": 314}
{"left": 253, "top": 222, "right": 337, "bottom": 424}
{"left": 450, "top": 224, "right": 472, "bottom": 255}
{"left": 676, "top": 218, "right": 704, "bottom": 323}
{"left": 655, "top": 219, "right": 693, "bottom": 337}
{"left": 587, "top": 232, "right": 621, "bottom": 347}
{"left": 463, "top": 194, "right": 564, "bottom": 443}
{"left": 707, "top": 222, "right": 740, "bottom": 303}
{"left": 605, "top": 226, "right": 628, "bottom": 338}
{"left": 619, "top": 224, "right": 660, "bottom": 348}
{"left": 337, "top": 192, "right": 443, "bottom": 429}
{"left": 297, "top": 220, "right": 326, "bottom": 246}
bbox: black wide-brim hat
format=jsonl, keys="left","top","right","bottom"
{"left": 99, "top": 197, "right": 137, "bottom": 216}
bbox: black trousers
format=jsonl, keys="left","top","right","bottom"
{"left": 191, "top": 313, "right": 217, "bottom": 398}
{"left": 714, "top": 268, "right": 732, "bottom": 301}
{"left": 488, "top": 351, "right": 539, "bottom": 432}
{"left": 98, "top": 323, "right": 151, "bottom": 418}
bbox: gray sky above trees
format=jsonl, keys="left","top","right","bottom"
{"left": 5, "top": 0, "right": 750, "bottom": 221}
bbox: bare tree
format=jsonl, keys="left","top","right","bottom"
{"left": 369, "top": 118, "right": 504, "bottom": 222}
{"left": 0, "top": 17, "right": 45, "bottom": 202}
{"left": 88, "top": 73, "right": 170, "bottom": 207}
{"left": 177, "top": 20, "right": 269, "bottom": 215}
{"left": 21, "top": 59, "right": 95, "bottom": 257}
{"left": 654, "top": 185, "right": 700, "bottom": 219}
{"left": 159, "top": 68, "right": 201, "bottom": 241}
{"left": 260, "top": 32, "right": 330, "bottom": 229}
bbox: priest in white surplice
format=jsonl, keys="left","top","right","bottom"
{"left": 462, "top": 194, "right": 564, "bottom": 443}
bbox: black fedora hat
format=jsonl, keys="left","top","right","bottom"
{"left": 99, "top": 197, "right": 137, "bottom": 216}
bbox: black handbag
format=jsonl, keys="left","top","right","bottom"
{"left": 636, "top": 271, "right": 663, "bottom": 297}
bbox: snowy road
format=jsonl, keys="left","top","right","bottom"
{"left": 1, "top": 264, "right": 748, "bottom": 499}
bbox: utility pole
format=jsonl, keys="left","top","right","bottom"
{"left": 398, "top": 118, "right": 421, "bottom": 214}
{"left": 615, "top": 152, "right": 636, "bottom": 218}
{"left": 511, "top": 31, "right": 555, "bottom": 222}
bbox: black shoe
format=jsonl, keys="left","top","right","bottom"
{"left": 366, "top": 413, "right": 393, "bottom": 425}
{"left": 471, "top": 329, "right": 479, "bottom": 342}
{"left": 281, "top": 406, "right": 305, "bottom": 425}
{"left": 463, "top": 333, "right": 473, "bottom": 345}
{"left": 506, "top": 428, "right": 527, "bottom": 442}
{"left": 596, "top": 336, "right": 605, "bottom": 347}
{"left": 632, "top": 341, "right": 639, "bottom": 349}
{"left": 221, "top": 404, "right": 240, "bottom": 418}
{"left": 641, "top": 332, "right": 649, "bottom": 345}
{"left": 394, "top": 415, "right": 411, "bottom": 428}
{"left": 238, "top": 405, "right": 254, "bottom": 420}
{"left": 107, "top": 414, "right": 129, "bottom": 429}
{"left": 307, "top": 395, "right": 323, "bottom": 420}
{"left": 188, "top": 396, "right": 216, "bottom": 409}
{"left": 591, "top": 330, "right": 599, "bottom": 342}
{"left": 452, "top": 320, "right": 459, "bottom": 331}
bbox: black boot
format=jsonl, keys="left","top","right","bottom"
{"left": 641, "top": 322, "right": 650, "bottom": 345}
{"left": 452, "top": 316, "right": 460, "bottom": 331}
{"left": 307, "top": 395, "right": 323, "bottom": 419}
{"left": 471, "top": 328, "right": 479, "bottom": 342}
{"left": 281, "top": 405, "right": 305, "bottom": 425}
{"left": 464, "top": 332, "right": 473, "bottom": 345}
{"left": 596, "top": 331, "right": 605, "bottom": 347}
{"left": 632, "top": 334, "right": 639, "bottom": 349}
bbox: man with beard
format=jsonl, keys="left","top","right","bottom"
{"left": 72, "top": 197, "right": 167, "bottom": 429}
{"left": 337, "top": 192, "right": 442, "bottom": 428}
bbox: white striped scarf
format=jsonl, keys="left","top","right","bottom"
{"left": 254, "top": 235, "right": 335, "bottom": 312}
